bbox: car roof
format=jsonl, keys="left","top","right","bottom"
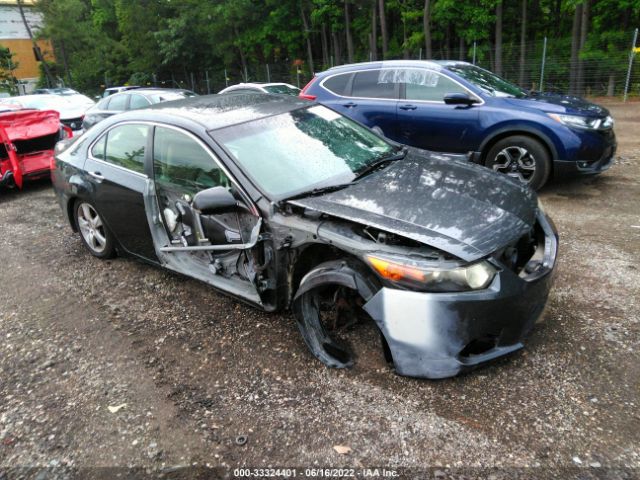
{"left": 130, "top": 92, "right": 310, "bottom": 130}
{"left": 110, "top": 88, "right": 193, "bottom": 97}
{"left": 321, "top": 59, "right": 472, "bottom": 75}
{"left": 106, "top": 86, "right": 140, "bottom": 91}
{"left": 1, "top": 94, "right": 72, "bottom": 104}
{"left": 227, "top": 82, "right": 296, "bottom": 88}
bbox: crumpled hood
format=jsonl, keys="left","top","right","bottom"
{"left": 0, "top": 109, "right": 61, "bottom": 141}
{"left": 504, "top": 93, "right": 610, "bottom": 117}
{"left": 288, "top": 150, "right": 538, "bottom": 262}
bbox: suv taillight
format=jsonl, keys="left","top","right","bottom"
{"left": 299, "top": 78, "right": 317, "bottom": 101}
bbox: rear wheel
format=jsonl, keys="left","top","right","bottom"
{"left": 75, "top": 201, "right": 115, "bottom": 258}
{"left": 485, "top": 135, "right": 551, "bottom": 190}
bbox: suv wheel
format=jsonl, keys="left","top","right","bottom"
{"left": 485, "top": 135, "right": 551, "bottom": 190}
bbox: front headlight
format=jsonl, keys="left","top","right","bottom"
{"left": 548, "top": 113, "right": 602, "bottom": 130}
{"left": 365, "top": 254, "right": 497, "bottom": 292}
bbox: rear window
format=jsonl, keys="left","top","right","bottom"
{"left": 96, "top": 98, "right": 110, "bottom": 109}
{"left": 351, "top": 70, "right": 397, "bottom": 99}
{"left": 322, "top": 73, "right": 351, "bottom": 96}
{"left": 108, "top": 95, "right": 127, "bottom": 111}
{"left": 129, "top": 94, "right": 151, "bottom": 110}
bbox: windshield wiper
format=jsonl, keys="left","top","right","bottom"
{"left": 282, "top": 182, "right": 354, "bottom": 202}
{"left": 353, "top": 146, "right": 407, "bottom": 180}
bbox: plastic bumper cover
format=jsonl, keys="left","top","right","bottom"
{"left": 554, "top": 143, "right": 617, "bottom": 177}
{"left": 363, "top": 212, "right": 558, "bottom": 379}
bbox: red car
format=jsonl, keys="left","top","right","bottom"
{"left": 0, "top": 107, "right": 71, "bottom": 189}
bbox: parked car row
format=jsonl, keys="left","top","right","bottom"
{"left": 82, "top": 88, "right": 197, "bottom": 130}
{"left": 0, "top": 94, "right": 91, "bottom": 135}
{"left": 0, "top": 87, "right": 196, "bottom": 189}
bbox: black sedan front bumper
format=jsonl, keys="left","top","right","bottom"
{"left": 363, "top": 212, "right": 558, "bottom": 379}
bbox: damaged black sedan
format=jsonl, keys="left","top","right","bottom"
{"left": 52, "top": 93, "right": 558, "bottom": 379}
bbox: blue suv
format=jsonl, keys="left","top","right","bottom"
{"left": 300, "top": 60, "right": 616, "bottom": 190}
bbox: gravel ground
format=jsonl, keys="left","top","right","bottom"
{"left": 0, "top": 103, "right": 638, "bottom": 480}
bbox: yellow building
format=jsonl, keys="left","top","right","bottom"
{"left": 0, "top": 0, "right": 54, "bottom": 87}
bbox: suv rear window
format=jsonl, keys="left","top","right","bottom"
{"left": 351, "top": 70, "right": 396, "bottom": 99}
{"left": 323, "top": 74, "right": 351, "bottom": 96}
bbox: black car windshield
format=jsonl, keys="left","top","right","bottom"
{"left": 263, "top": 85, "right": 301, "bottom": 96}
{"left": 448, "top": 64, "right": 527, "bottom": 98}
{"left": 214, "top": 105, "right": 395, "bottom": 199}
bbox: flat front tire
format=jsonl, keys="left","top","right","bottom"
{"left": 75, "top": 201, "right": 115, "bottom": 258}
{"left": 485, "top": 135, "right": 551, "bottom": 190}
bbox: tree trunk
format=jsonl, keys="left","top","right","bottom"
{"left": 459, "top": 37, "right": 465, "bottom": 61}
{"left": 445, "top": 23, "right": 451, "bottom": 59}
{"left": 16, "top": 0, "right": 54, "bottom": 87}
{"left": 423, "top": 0, "right": 432, "bottom": 59}
{"left": 495, "top": 1, "right": 503, "bottom": 76}
{"left": 607, "top": 74, "right": 615, "bottom": 96}
{"left": 519, "top": 0, "right": 527, "bottom": 86}
{"left": 402, "top": 0, "right": 409, "bottom": 59}
{"left": 344, "top": 0, "right": 354, "bottom": 63}
{"left": 332, "top": 29, "right": 341, "bottom": 65}
{"left": 488, "top": 40, "right": 495, "bottom": 71}
{"left": 58, "top": 39, "right": 72, "bottom": 87}
{"left": 233, "top": 25, "right": 248, "bottom": 81}
{"left": 300, "top": 3, "right": 315, "bottom": 75}
{"left": 554, "top": 0, "right": 561, "bottom": 35}
{"left": 321, "top": 23, "right": 330, "bottom": 67}
{"left": 370, "top": 0, "right": 377, "bottom": 61}
{"left": 379, "top": 0, "right": 388, "bottom": 59}
{"left": 576, "top": 0, "right": 589, "bottom": 95}
{"left": 569, "top": 3, "right": 582, "bottom": 94}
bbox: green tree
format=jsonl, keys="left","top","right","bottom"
{"left": 0, "top": 45, "right": 19, "bottom": 94}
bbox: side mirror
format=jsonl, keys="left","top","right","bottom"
{"left": 443, "top": 93, "right": 479, "bottom": 106}
{"left": 192, "top": 186, "right": 238, "bottom": 215}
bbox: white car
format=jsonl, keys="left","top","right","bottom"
{"left": 102, "top": 86, "right": 141, "bottom": 98}
{"left": 218, "top": 82, "right": 301, "bottom": 96}
{"left": 33, "top": 88, "right": 95, "bottom": 109}
{"left": 0, "top": 94, "right": 90, "bottom": 135}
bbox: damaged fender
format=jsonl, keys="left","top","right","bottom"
{"left": 292, "top": 260, "right": 378, "bottom": 369}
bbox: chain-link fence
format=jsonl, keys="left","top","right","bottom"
{"left": 125, "top": 29, "right": 640, "bottom": 100}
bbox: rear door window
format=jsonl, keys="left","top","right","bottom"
{"left": 129, "top": 94, "right": 151, "bottom": 110}
{"left": 96, "top": 98, "right": 110, "bottom": 110}
{"left": 102, "top": 124, "right": 148, "bottom": 174}
{"left": 351, "top": 70, "right": 398, "bottom": 99}
{"left": 108, "top": 94, "right": 128, "bottom": 111}
{"left": 91, "top": 134, "right": 107, "bottom": 160}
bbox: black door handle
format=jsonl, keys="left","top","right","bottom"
{"left": 399, "top": 104, "right": 417, "bottom": 111}
{"left": 343, "top": 102, "right": 358, "bottom": 108}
